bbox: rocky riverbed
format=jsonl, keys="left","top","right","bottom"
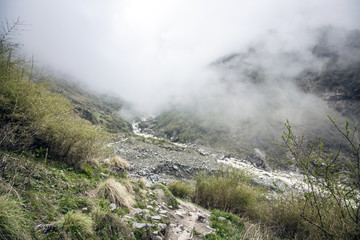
{"left": 110, "top": 117, "right": 306, "bottom": 193}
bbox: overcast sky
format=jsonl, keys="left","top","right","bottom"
{"left": 1, "top": 0, "right": 360, "bottom": 113}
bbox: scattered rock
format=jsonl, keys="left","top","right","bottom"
{"left": 132, "top": 222, "right": 147, "bottom": 229}
{"left": 198, "top": 148, "right": 210, "bottom": 156}
{"left": 109, "top": 203, "right": 117, "bottom": 212}
{"left": 197, "top": 215, "right": 206, "bottom": 223}
{"left": 159, "top": 210, "right": 168, "bottom": 215}
{"left": 151, "top": 215, "right": 162, "bottom": 221}
{"left": 132, "top": 222, "right": 155, "bottom": 229}
{"left": 36, "top": 224, "right": 58, "bottom": 234}
{"left": 158, "top": 223, "right": 168, "bottom": 235}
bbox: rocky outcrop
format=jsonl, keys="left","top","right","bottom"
{"left": 246, "top": 148, "right": 271, "bottom": 171}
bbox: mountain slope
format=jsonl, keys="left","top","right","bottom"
{"left": 144, "top": 27, "right": 360, "bottom": 169}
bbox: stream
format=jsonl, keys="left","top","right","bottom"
{"left": 128, "top": 116, "right": 306, "bottom": 193}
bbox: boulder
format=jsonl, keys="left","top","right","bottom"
{"left": 247, "top": 148, "right": 271, "bottom": 171}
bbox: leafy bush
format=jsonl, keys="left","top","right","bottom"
{"left": 167, "top": 180, "right": 194, "bottom": 199}
{"left": 281, "top": 117, "right": 360, "bottom": 239}
{"left": 92, "top": 178, "right": 135, "bottom": 209}
{"left": 0, "top": 195, "right": 31, "bottom": 240}
{"left": 61, "top": 211, "right": 94, "bottom": 239}
{"left": 194, "top": 168, "right": 260, "bottom": 214}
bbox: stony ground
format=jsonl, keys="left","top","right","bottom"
{"left": 108, "top": 120, "right": 308, "bottom": 239}
{"left": 124, "top": 186, "right": 214, "bottom": 240}
{"left": 111, "top": 120, "right": 305, "bottom": 193}
{"left": 112, "top": 134, "right": 220, "bottom": 185}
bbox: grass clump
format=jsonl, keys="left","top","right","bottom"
{"left": 61, "top": 211, "right": 94, "bottom": 240}
{"left": 92, "top": 178, "right": 135, "bottom": 209}
{"left": 0, "top": 195, "right": 31, "bottom": 240}
{"left": 138, "top": 177, "right": 147, "bottom": 188}
{"left": 106, "top": 156, "right": 131, "bottom": 171}
{"left": 92, "top": 208, "right": 131, "bottom": 239}
{"left": 167, "top": 180, "right": 194, "bottom": 199}
{"left": 194, "top": 168, "right": 261, "bottom": 215}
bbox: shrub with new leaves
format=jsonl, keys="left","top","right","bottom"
{"left": 281, "top": 116, "right": 360, "bottom": 239}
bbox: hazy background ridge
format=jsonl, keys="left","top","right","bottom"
{"left": 1, "top": 0, "right": 359, "bottom": 113}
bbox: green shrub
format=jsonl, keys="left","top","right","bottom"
{"left": 61, "top": 211, "right": 94, "bottom": 239}
{"left": 255, "top": 195, "right": 306, "bottom": 239}
{"left": 281, "top": 117, "right": 360, "bottom": 239}
{"left": 167, "top": 180, "right": 194, "bottom": 199}
{"left": 194, "top": 168, "right": 260, "bottom": 214}
{"left": 0, "top": 195, "right": 31, "bottom": 240}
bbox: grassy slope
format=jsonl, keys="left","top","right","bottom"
{"left": 42, "top": 76, "right": 132, "bottom": 134}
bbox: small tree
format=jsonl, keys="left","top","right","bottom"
{"left": 281, "top": 116, "right": 360, "bottom": 239}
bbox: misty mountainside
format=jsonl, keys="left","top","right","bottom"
{"left": 140, "top": 27, "right": 360, "bottom": 169}
{"left": 34, "top": 73, "right": 133, "bottom": 134}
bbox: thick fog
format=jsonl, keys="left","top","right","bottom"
{"left": 1, "top": 0, "right": 359, "bottom": 120}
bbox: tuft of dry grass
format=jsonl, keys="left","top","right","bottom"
{"left": 138, "top": 178, "right": 147, "bottom": 188}
{"left": 124, "top": 182, "right": 134, "bottom": 194}
{"left": 106, "top": 156, "right": 130, "bottom": 171}
{"left": 92, "top": 178, "right": 135, "bottom": 209}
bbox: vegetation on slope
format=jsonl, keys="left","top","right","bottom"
{"left": 0, "top": 22, "right": 137, "bottom": 239}
{"left": 43, "top": 76, "right": 132, "bottom": 133}
{"left": 1, "top": 21, "right": 359, "bottom": 240}
{"left": 167, "top": 118, "right": 360, "bottom": 239}
{"left": 0, "top": 43, "right": 109, "bottom": 167}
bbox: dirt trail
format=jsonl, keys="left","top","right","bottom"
{"left": 127, "top": 187, "right": 214, "bottom": 240}
{"left": 165, "top": 199, "right": 213, "bottom": 240}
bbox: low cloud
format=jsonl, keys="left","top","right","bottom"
{"left": 1, "top": 0, "right": 359, "bottom": 117}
